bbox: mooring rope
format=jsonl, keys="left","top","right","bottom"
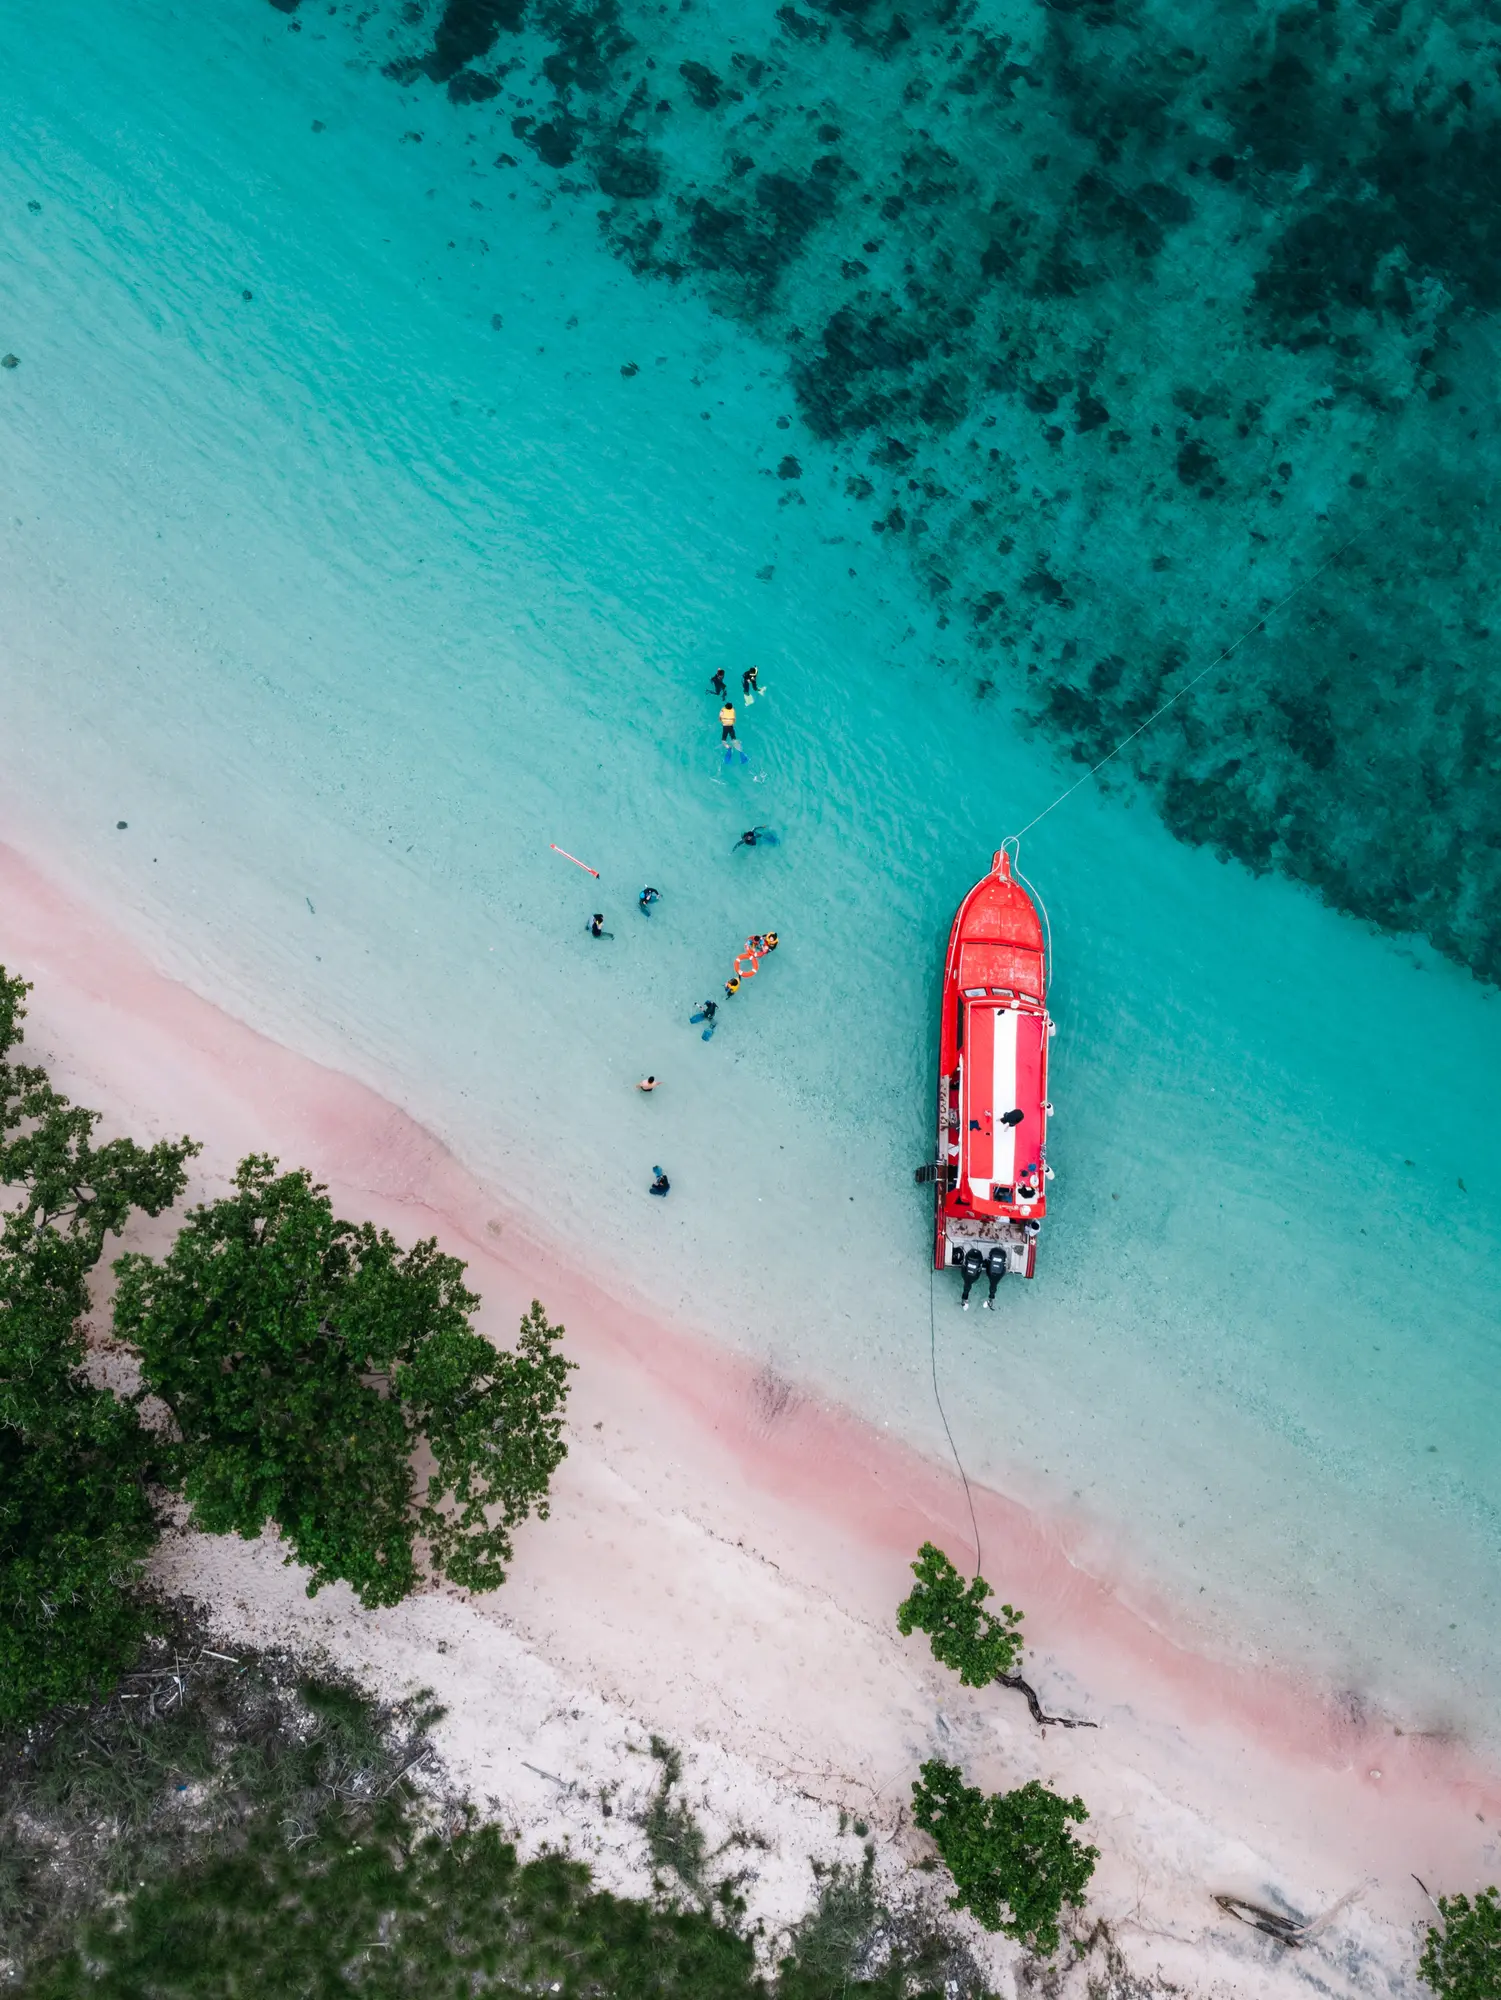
{"left": 929, "top": 1262, "right": 983, "bottom": 1577}
{"left": 1007, "top": 525, "right": 1365, "bottom": 846}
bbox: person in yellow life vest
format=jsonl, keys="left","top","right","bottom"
{"left": 719, "top": 702, "right": 746, "bottom": 766}
{"left": 762, "top": 932, "right": 778, "bottom": 951}
{"left": 724, "top": 974, "right": 741, "bottom": 999}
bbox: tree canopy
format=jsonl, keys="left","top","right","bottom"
{"left": 1419, "top": 1886, "right": 1501, "bottom": 2000}
{"left": 911, "top": 1760, "right": 1097, "bottom": 1956}
{"left": 0, "top": 966, "right": 198, "bottom": 1722}
{"left": 113, "top": 1156, "right": 575, "bottom": 1608}
{"left": 2, "top": 966, "right": 576, "bottom": 1726}
{"left": 896, "top": 1542, "right": 1024, "bottom": 1686}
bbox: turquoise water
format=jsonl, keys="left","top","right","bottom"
{"left": 2, "top": 0, "right": 1500, "bottom": 1739}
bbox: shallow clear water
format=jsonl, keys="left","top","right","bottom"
{"left": 2, "top": 0, "right": 1499, "bottom": 1739}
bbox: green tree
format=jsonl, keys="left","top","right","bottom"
{"left": 911, "top": 1760, "right": 1097, "bottom": 1956}
{"left": 897, "top": 1542, "right": 1023, "bottom": 1686}
{"left": 1419, "top": 1886, "right": 1501, "bottom": 2000}
{"left": 0, "top": 1385, "right": 159, "bottom": 1726}
{"left": 0, "top": 966, "right": 198, "bottom": 1722}
{"left": 113, "top": 1156, "right": 574, "bottom": 1608}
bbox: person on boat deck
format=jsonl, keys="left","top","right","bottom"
{"left": 709, "top": 668, "right": 727, "bottom": 697}
{"left": 959, "top": 1245, "right": 985, "bottom": 1309}
{"left": 1001, "top": 1107, "right": 1024, "bottom": 1128}
{"left": 588, "top": 913, "right": 612, "bottom": 939}
{"left": 638, "top": 886, "right": 661, "bottom": 915}
{"left": 649, "top": 1166, "right": 670, "bottom": 1197}
{"left": 637, "top": 1075, "right": 658, "bottom": 1093}
{"left": 984, "top": 1245, "right": 1007, "bottom": 1310}
{"left": 742, "top": 666, "right": 760, "bottom": 697}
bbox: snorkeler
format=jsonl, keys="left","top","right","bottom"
{"left": 690, "top": 997, "right": 718, "bottom": 1041}
{"left": 587, "top": 913, "right": 613, "bottom": 939}
{"left": 733, "top": 825, "right": 778, "bottom": 851}
{"left": 959, "top": 1245, "right": 985, "bottom": 1310}
{"left": 649, "top": 1166, "right": 670, "bottom": 1197}
{"left": 638, "top": 886, "right": 662, "bottom": 916}
{"left": 719, "top": 702, "right": 748, "bottom": 766}
{"left": 709, "top": 668, "right": 727, "bottom": 697}
{"left": 724, "top": 975, "right": 741, "bottom": 1000}
{"left": 741, "top": 666, "right": 761, "bottom": 703}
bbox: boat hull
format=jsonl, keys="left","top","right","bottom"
{"left": 931, "top": 849, "right": 1052, "bottom": 1279}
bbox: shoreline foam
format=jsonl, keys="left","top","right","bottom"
{"left": 6, "top": 832, "right": 1499, "bottom": 1994}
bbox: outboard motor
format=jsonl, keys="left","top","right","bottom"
{"left": 959, "top": 1245, "right": 985, "bottom": 1308}
{"left": 984, "top": 1244, "right": 1008, "bottom": 1307}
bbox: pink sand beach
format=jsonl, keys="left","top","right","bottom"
{"left": 5, "top": 831, "right": 1497, "bottom": 1996}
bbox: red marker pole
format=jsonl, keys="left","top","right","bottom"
{"left": 550, "top": 844, "right": 600, "bottom": 879}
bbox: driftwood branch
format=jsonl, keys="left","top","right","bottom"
{"left": 997, "top": 1672, "right": 1098, "bottom": 1730}
{"left": 1213, "top": 1894, "right": 1306, "bottom": 1945}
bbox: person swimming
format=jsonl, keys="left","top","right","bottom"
{"left": 690, "top": 999, "right": 717, "bottom": 1025}
{"left": 709, "top": 669, "right": 727, "bottom": 697}
{"left": 719, "top": 702, "right": 747, "bottom": 765}
{"left": 724, "top": 975, "right": 741, "bottom": 999}
{"left": 649, "top": 1166, "right": 670, "bottom": 1197}
{"left": 638, "top": 886, "right": 661, "bottom": 915}
{"left": 733, "top": 825, "right": 778, "bottom": 850}
{"left": 741, "top": 666, "right": 760, "bottom": 700}
{"left": 587, "top": 913, "right": 613, "bottom": 939}
{"left": 637, "top": 1075, "right": 658, "bottom": 1092}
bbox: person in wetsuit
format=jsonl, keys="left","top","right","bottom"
{"left": 742, "top": 666, "right": 760, "bottom": 698}
{"left": 709, "top": 669, "right": 727, "bottom": 697}
{"left": 649, "top": 1166, "right": 670, "bottom": 1197}
{"left": 638, "top": 886, "right": 661, "bottom": 916}
{"left": 959, "top": 1245, "right": 985, "bottom": 1309}
{"left": 588, "top": 913, "right": 612, "bottom": 939}
{"left": 734, "top": 826, "right": 773, "bottom": 850}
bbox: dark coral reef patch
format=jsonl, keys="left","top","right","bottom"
{"left": 322, "top": 0, "right": 1501, "bottom": 983}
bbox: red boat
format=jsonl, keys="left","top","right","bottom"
{"left": 922, "top": 847, "right": 1054, "bottom": 1284}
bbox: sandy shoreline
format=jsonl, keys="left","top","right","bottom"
{"left": 4, "top": 833, "right": 1497, "bottom": 1997}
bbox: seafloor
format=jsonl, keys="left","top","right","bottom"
{"left": 356, "top": 0, "right": 1501, "bottom": 980}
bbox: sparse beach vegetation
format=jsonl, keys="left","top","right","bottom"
{"left": 0, "top": 1629, "right": 993, "bottom": 1998}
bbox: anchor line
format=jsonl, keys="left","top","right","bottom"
{"left": 1007, "top": 525, "right": 1365, "bottom": 848}
{"left": 929, "top": 1263, "right": 983, "bottom": 1579}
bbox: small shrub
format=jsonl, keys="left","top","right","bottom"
{"left": 1419, "top": 1886, "right": 1501, "bottom": 2000}
{"left": 911, "top": 1760, "right": 1097, "bottom": 1956}
{"left": 643, "top": 1735, "right": 708, "bottom": 1895}
{"left": 897, "top": 1543, "right": 1023, "bottom": 1686}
